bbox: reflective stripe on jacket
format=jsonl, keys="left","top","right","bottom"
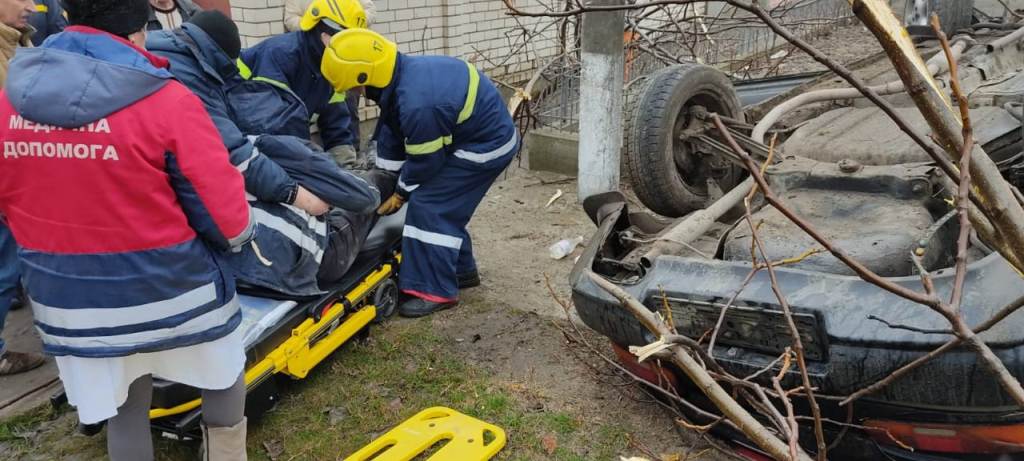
{"left": 226, "top": 135, "right": 379, "bottom": 297}
{"left": 0, "top": 27, "right": 254, "bottom": 357}
{"left": 238, "top": 31, "right": 355, "bottom": 150}
{"left": 370, "top": 55, "right": 519, "bottom": 197}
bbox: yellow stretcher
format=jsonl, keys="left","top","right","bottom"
{"left": 145, "top": 213, "right": 405, "bottom": 438}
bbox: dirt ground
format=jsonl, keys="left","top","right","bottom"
{"left": 466, "top": 168, "right": 593, "bottom": 318}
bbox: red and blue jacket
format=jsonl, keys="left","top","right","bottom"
{"left": 368, "top": 55, "right": 520, "bottom": 197}
{"left": 0, "top": 27, "right": 255, "bottom": 358}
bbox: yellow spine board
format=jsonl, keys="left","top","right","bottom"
{"left": 344, "top": 407, "right": 507, "bottom": 461}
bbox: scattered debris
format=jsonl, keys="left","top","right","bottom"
{"left": 548, "top": 236, "right": 584, "bottom": 259}
{"left": 541, "top": 434, "right": 558, "bottom": 455}
{"left": 263, "top": 439, "right": 285, "bottom": 461}
{"left": 545, "top": 189, "right": 564, "bottom": 208}
{"left": 323, "top": 406, "right": 349, "bottom": 426}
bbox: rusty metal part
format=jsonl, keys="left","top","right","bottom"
{"left": 987, "top": 20, "right": 1024, "bottom": 52}
{"left": 640, "top": 176, "right": 755, "bottom": 268}
{"left": 750, "top": 39, "right": 969, "bottom": 144}
{"left": 722, "top": 158, "right": 944, "bottom": 277}
{"left": 782, "top": 105, "right": 1021, "bottom": 165}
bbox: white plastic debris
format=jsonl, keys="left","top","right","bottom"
{"left": 545, "top": 189, "right": 564, "bottom": 208}
{"left": 548, "top": 236, "right": 584, "bottom": 259}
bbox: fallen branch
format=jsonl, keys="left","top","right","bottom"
{"left": 851, "top": 0, "right": 1024, "bottom": 273}
{"left": 737, "top": 137, "right": 827, "bottom": 459}
{"left": 842, "top": 292, "right": 1024, "bottom": 405}
{"left": 711, "top": 111, "right": 1024, "bottom": 408}
{"left": 588, "top": 270, "right": 815, "bottom": 461}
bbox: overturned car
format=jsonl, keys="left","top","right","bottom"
{"left": 571, "top": 18, "right": 1024, "bottom": 461}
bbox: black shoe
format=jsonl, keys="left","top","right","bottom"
{"left": 398, "top": 298, "right": 457, "bottom": 318}
{"left": 457, "top": 270, "right": 481, "bottom": 289}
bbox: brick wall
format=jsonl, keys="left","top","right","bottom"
{"left": 230, "top": 0, "right": 287, "bottom": 47}
{"left": 231, "top": 0, "right": 561, "bottom": 83}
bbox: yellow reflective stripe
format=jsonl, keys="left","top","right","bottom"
{"left": 236, "top": 58, "right": 253, "bottom": 79}
{"left": 457, "top": 61, "right": 479, "bottom": 125}
{"left": 253, "top": 76, "right": 292, "bottom": 92}
{"left": 405, "top": 136, "right": 452, "bottom": 155}
{"left": 35, "top": 4, "right": 47, "bottom": 12}
{"left": 236, "top": 59, "right": 293, "bottom": 92}
{"left": 329, "top": 92, "right": 346, "bottom": 104}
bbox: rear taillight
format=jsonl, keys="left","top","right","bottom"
{"left": 735, "top": 447, "right": 773, "bottom": 461}
{"left": 865, "top": 419, "right": 1024, "bottom": 454}
{"left": 610, "top": 342, "right": 679, "bottom": 390}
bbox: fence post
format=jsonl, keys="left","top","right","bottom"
{"left": 577, "top": 0, "right": 626, "bottom": 201}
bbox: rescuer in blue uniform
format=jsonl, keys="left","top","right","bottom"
{"left": 237, "top": 0, "right": 366, "bottom": 168}
{"left": 28, "top": 0, "right": 66, "bottom": 46}
{"left": 321, "top": 29, "right": 520, "bottom": 317}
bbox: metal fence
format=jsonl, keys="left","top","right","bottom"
{"left": 526, "top": 0, "right": 856, "bottom": 132}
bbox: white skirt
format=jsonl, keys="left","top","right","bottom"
{"left": 55, "top": 326, "right": 246, "bottom": 425}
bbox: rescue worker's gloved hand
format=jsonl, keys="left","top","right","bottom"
{"left": 293, "top": 185, "right": 331, "bottom": 216}
{"left": 328, "top": 144, "right": 359, "bottom": 169}
{"left": 377, "top": 193, "right": 405, "bottom": 216}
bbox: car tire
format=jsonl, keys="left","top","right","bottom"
{"left": 624, "top": 63, "right": 744, "bottom": 218}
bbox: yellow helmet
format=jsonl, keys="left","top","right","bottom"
{"left": 321, "top": 29, "right": 398, "bottom": 93}
{"left": 300, "top": 0, "right": 367, "bottom": 32}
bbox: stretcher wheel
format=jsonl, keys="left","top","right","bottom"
{"left": 372, "top": 278, "right": 398, "bottom": 323}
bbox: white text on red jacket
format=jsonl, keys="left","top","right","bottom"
{"left": 4, "top": 115, "right": 120, "bottom": 161}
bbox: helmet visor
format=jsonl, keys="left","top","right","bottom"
{"left": 320, "top": 17, "right": 344, "bottom": 32}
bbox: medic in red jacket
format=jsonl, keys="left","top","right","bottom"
{"left": 0, "top": 26, "right": 255, "bottom": 358}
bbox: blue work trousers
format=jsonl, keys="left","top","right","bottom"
{"left": 0, "top": 222, "right": 20, "bottom": 356}
{"left": 399, "top": 154, "right": 514, "bottom": 301}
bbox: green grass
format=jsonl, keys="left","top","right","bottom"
{"left": 0, "top": 318, "right": 635, "bottom": 460}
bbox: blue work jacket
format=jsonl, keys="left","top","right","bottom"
{"left": 368, "top": 54, "right": 520, "bottom": 197}
{"left": 239, "top": 31, "right": 355, "bottom": 150}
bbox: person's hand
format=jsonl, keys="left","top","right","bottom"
{"left": 377, "top": 193, "right": 405, "bottom": 216}
{"left": 293, "top": 186, "right": 330, "bottom": 216}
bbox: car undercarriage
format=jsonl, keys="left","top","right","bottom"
{"left": 573, "top": 15, "right": 1024, "bottom": 461}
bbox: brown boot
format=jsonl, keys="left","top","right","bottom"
{"left": 0, "top": 350, "right": 46, "bottom": 376}
{"left": 201, "top": 417, "right": 248, "bottom": 461}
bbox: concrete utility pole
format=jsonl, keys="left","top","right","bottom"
{"left": 577, "top": 0, "right": 626, "bottom": 201}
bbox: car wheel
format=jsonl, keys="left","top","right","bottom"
{"left": 624, "top": 63, "right": 745, "bottom": 218}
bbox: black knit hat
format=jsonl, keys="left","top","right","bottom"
{"left": 188, "top": 10, "right": 242, "bottom": 60}
{"left": 61, "top": 0, "right": 151, "bottom": 38}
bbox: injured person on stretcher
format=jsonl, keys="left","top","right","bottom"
{"left": 140, "top": 132, "right": 406, "bottom": 436}
{"left": 115, "top": 11, "right": 409, "bottom": 437}
{"left": 224, "top": 133, "right": 391, "bottom": 297}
